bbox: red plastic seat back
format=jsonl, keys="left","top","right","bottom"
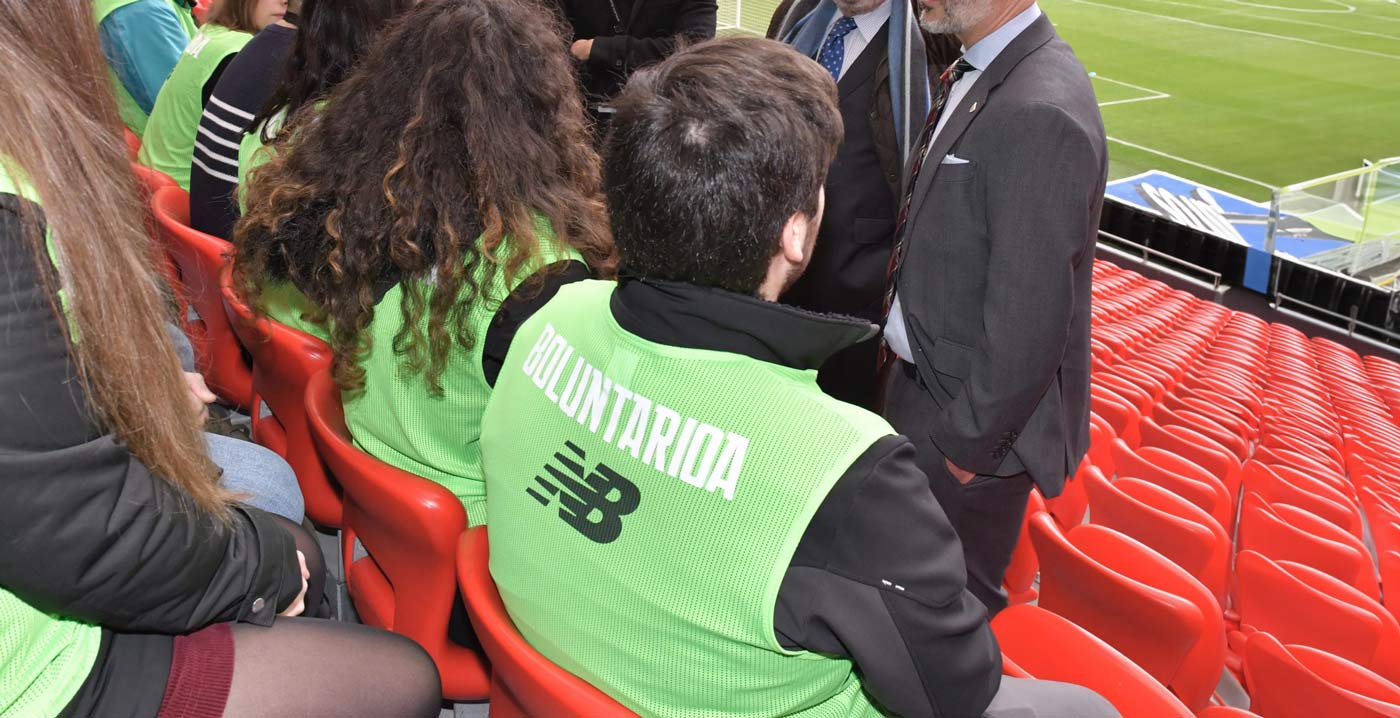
{"left": 1029, "top": 514, "right": 1218, "bottom": 709}
{"left": 1240, "top": 493, "right": 1380, "bottom": 599}
{"left": 1110, "top": 439, "right": 1232, "bottom": 532}
{"left": 124, "top": 128, "right": 141, "bottom": 161}
{"left": 456, "top": 528, "right": 638, "bottom": 718}
{"left": 303, "top": 370, "right": 486, "bottom": 700}
{"left": 1235, "top": 550, "right": 1384, "bottom": 672}
{"left": 1244, "top": 632, "right": 1400, "bottom": 718}
{"left": 221, "top": 266, "right": 342, "bottom": 527}
{"left": 150, "top": 186, "right": 252, "bottom": 407}
{"left": 1083, "top": 467, "right": 1228, "bottom": 605}
{"left": 992, "top": 605, "right": 1192, "bottom": 718}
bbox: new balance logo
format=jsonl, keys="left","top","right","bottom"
{"left": 527, "top": 441, "right": 640, "bottom": 544}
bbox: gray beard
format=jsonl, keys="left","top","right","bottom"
{"left": 918, "top": 0, "right": 994, "bottom": 36}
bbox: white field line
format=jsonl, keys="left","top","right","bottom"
{"left": 1071, "top": 0, "right": 1400, "bottom": 60}
{"left": 1219, "top": 0, "right": 1354, "bottom": 14}
{"left": 1140, "top": 0, "right": 1400, "bottom": 42}
{"left": 1092, "top": 75, "right": 1173, "bottom": 107}
{"left": 1107, "top": 135, "right": 1278, "bottom": 190}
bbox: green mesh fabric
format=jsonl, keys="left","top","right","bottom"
{"left": 482, "top": 280, "right": 890, "bottom": 718}
{"left": 137, "top": 23, "right": 251, "bottom": 189}
{"left": 0, "top": 164, "right": 102, "bottom": 718}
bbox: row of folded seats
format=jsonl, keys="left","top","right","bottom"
{"left": 133, "top": 142, "right": 1400, "bottom": 717}
{"left": 999, "top": 259, "right": 1400, "bottom": 718}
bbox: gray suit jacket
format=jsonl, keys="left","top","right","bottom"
{"left": 892, "top": 13, "right": 1107, "bottom": 496}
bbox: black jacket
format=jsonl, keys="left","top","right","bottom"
{"left": 609, "top": 278, "right": 1002, "bottom": 718}
{"left": 555, "top": 0, "right": 717, "bottom": 102}
{"left": 0, "top": 194, "right": 302, "bottom": 634}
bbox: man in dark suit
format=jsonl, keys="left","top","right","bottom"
{"left": 771, "top": 0, "right": 958, "bottom": 409}
{"left": 557, "top": 0, "right": 717, "bottom": 111}
{"left": 882, "top": 0, "right": 1108, "bottom": 614}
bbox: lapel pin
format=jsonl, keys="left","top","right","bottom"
{"left": 970, "top": 101, "right": 979, "bottom": 112}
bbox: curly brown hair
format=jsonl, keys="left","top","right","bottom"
{"left": 235, "top": 0, "right": 615, "bottom": 394}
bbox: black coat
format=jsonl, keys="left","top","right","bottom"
{"left": 0, "top": 194, "right": 302, "bottom": 635}
{"left": 555, "top": 0, "right": 718, "bottom": 102}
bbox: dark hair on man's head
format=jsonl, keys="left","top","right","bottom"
{"left": 250, "top": 0, "right": 413, "bottom": 141}
{"left": 603, "top": 37, "right": 842, "bottom": 296}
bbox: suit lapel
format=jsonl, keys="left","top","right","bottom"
{"left": 837, "top": 22, "right": 889, "bottom": 100}
{"left": 908, "top": 14, "right": 1057, "bottom": 207}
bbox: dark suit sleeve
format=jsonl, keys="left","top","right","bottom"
{"left": 774, "top": 436, "right": 1001, "bottom": 718}
{"left": 930, "top": 102, "right": 1102, "bottom": 475}
{"left": 588, "top": 0, "right": 717, "bottom": 73}
{"left": 0, "top": 198, "right": 301, "bottom": 634}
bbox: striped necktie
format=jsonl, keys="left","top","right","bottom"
{"left": 883, "top": 57, "right": 977, "bottom": 312}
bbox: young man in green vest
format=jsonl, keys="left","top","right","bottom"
{"left": 95, "top": 0, "right": 198, "bottom": 136}
{"left": 480, "top": 37, "right": 1118, "bottom": 718}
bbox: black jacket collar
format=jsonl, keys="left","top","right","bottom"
{"left": 609, "top": 277, "right": 879, "bottom": 371}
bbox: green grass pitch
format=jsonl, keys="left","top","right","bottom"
{"left": 717, "top": 0, "right": 1400, "bottom": 202}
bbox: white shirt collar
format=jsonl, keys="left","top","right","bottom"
{"left": 828, "top": 0, "right": 893, "bottom": 43}
{"left": 851, "top": 0, "right": 893, "bottom": 41}
{"left": 962, "top": 3, "right": 1041, "bottom": 71}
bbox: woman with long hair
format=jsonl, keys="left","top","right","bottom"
{"left": 0, "top": 2, "right": 440, "bottom": 715}
{"left": 190, "top": 0, "right": 413, "bottom": 239}
{"left": 236, "top": 0, "right": 616, "bottom": 527}
{"left": 138, "top": 0, "right": 288, "bottom": 190}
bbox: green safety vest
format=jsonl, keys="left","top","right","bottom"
{"left": 93, "top": 0, "right": 197, "bottom": 137}
{"left": 261, "top": 218, "right": 580, "bottom": 526}
{"left": 137, "top": 23, "right": 251, "bottom": 190}
{"left": 0, "top": 164, "right": 103, "bottom": 718}
{"left": 481, "top": 279, "right": 891, "bottom": 718}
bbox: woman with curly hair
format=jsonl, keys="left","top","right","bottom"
{"left": 236, "top": 0, "right": 616, "bottom": 527}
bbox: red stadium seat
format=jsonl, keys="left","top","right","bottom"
{"left": 1030, "top": 514, "right": 1223, "bottom": 710}
{"left": 1234, "top": 550, "right": 1400, "bottom": 682}
{"left": 1238, "top": 493, "right": 1380, "bottom": 600}
{"left": 992, "top": 604, "right": 1193, "bottom": 718}
{"left": 303, "top": 370, "right": 487, "bottom": 700}
{"left": 1139, "top": 417, "right": 1242, "bottom": 501}
{"left": 1092, "top": 387, "right": 1141, "bottom": 447}
{"left": 456, "top": 528, "right": 639, "bottom": 718}
{"left": 1243, "top": 461, "right": 1362, "bottom": 540}
{"left": 1045, "top": 458, "right": 1091, "bottom": 531}
{"left": 1083, "top": 466, "right": 1230, "bottom": 606}
{"left": 149, "top": 186, "right": 252, "bottom": 407}
{"left": 1244, "top": 632, "right": 1400, "bottom": 718}
{"left": 1110, "top": 439, "right": 1234, "bottom": 532}
{"left": 221, "top": 265, "right": 342, "bottom": 528}
{"left": 1195, "top": 708, "right": 1263, "bottom": 718}
{"left": 1004, "top": 491, "right": 1046, "bottom": 606}
{"left": 123, "top": 127, "right": 140, "bottom": 161}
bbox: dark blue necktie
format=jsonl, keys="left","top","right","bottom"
{"left": 816, "top": 16, "right": 859, "bottom": 82}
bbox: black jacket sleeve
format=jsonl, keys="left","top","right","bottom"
{"left": 482, "top": 260, "right": 592, "bottom": 387}
{"left": 0, "top": 196, "right": 301, "bottom": 634}
{"left": 588, "top": 0, "right": 717, "bottom": 75}
{"left": 774, "top": 435, "right": 1002, "bottom": 718}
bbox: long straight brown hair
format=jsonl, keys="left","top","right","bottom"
{"left": 0, "top": 0, "right": 230, "bottom": 519}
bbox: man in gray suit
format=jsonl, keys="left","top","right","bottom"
{"left": 882, "top": 0, "right": 1107, "bottom": 614}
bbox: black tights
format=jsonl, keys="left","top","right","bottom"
{"left": 270, "top": 515, "right": 328, "bottom": 618}
{"left": 222, "top": 618, "right": 442, "bottom": 717}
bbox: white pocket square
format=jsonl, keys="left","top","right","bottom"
{"left": 941, "top": 154, "right": 970, "bottom": 165}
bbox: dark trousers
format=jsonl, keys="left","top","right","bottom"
{"left": 883, "top": 362, "right": 1034, "bottom": 616}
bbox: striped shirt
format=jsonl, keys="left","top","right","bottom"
{"left": 189, "top": 23, "right": 295, "bottom": 240}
